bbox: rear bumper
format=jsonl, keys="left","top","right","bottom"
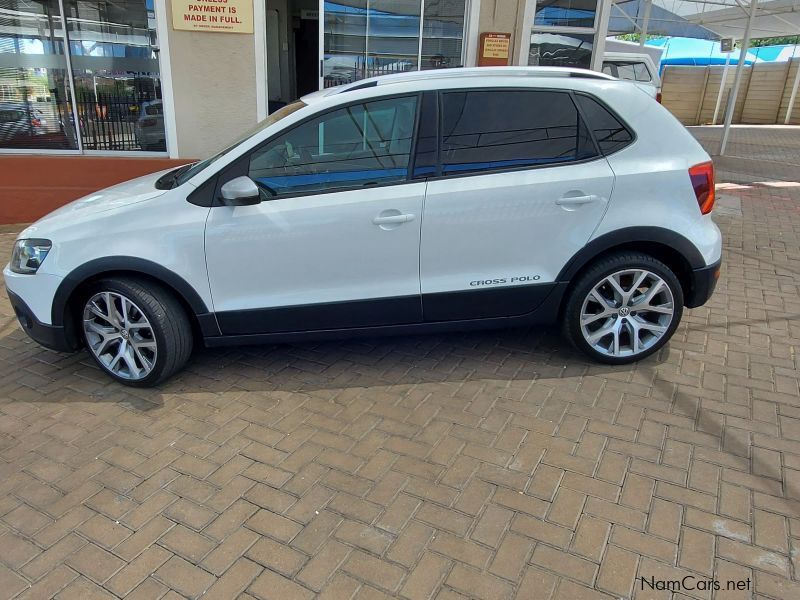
{"left": 7, "top": 289, "right": 75, "bottom": 352}
{"left": 685, "top": 259, "right": 721, "bottom": 308}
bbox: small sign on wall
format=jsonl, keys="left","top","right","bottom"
{"left": 172, "top": 0, "right": 254, "bottom": 33}
{"left": 479, "top": 32, "right": 512, "bottom": 66}
{"left": 720, "top": 38, "right": 734, "bottom": 53}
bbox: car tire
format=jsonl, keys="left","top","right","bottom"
{"left": 563, "top": 252, "right": 684, "bottom": 364}
{"left": 80, "top": 277, "right": 193, "bottom": 386}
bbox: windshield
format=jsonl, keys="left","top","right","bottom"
{"left": 163, "top": 100, "right": 307, "bottom": 189}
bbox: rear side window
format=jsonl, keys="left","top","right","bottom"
{"left": 603, "top": 61, "right": 652, "bottom": 83}
{"left": 438, "top": 90, "right": 597, "bottom": 175}
{"left": 574, "top": 94, "right": 633, "bottom": 155}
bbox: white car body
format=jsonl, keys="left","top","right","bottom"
{"left": 602, "top": 52, "right": 661, "bottom": 98}
{"left": 5, "top": 67, "right": 721, "bottom": 385}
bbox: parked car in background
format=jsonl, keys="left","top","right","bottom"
{"left": 0, "top": 102, "right": 43, "bottom": 142}
{"left": 6, "top": 67, "right": 721, "bottom": 386}
{"left": 603, "top": 52, "right": 662, "bottom": 100}
{"left": 135, "top": 100, "right": 166, "bottom": 151}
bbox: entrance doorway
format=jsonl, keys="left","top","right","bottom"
{"left": 266, "top": 0, "right": 318, "bottom": 110}
{"left": 294, "top": 9, "right": 319, "bottom": 97}
{"left": 265, "top": 0, "right": 469, "bottom": 108}
{"left": 322, "top": 0, "right": 468, "bottom": 89}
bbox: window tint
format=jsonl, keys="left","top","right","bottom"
{"left": 439, "top": 90, "right": 596, "bottom": 175}
{"left": 574, "top": 94, "right": 633, "bottom": 155}
{"left": 248, "top": 96, "right": 417, "bottom": 197}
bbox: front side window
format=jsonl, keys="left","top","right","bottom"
{"left": 248, "top": 95, "right": 418, "bottom": 196}
{"left": 439, "top": 90, "right": 596, "bottom": 175}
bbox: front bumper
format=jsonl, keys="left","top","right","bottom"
{"left": 7, "top": 289, "right": 75, "bottom": 352}
{"left": 685, "top": 259, "right": 721, "bottom": 308}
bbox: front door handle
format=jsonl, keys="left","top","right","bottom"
{"left": 373, "top": 214, "right": 415, "bottom": 225}
{"left": 373, "top": 208, "right": 416, "bottom": 230}
{"left": 556, "top": 194, "right": 600, "bottom": 207}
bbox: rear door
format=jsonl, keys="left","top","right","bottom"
{"left": 419, "top": 88, "right": 616, "bottom": 321}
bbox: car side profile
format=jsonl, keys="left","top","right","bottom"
{"left": 5, "top": 67, "right": 721, "bottom": 386}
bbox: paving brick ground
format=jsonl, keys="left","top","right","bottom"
{"left": 0, "top": 126, "right": 799, "bottom": 599}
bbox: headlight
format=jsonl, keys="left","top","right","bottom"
{"left": 10, "top": 239, "right": 52, "bottom": 274}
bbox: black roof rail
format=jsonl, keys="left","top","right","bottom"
{"left": 341, "top": 80, "right": 378, "bottom": 92}
{"left": 569, "top": 71, "right": 608, "bottom": 80}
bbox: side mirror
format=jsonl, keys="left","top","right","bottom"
{"left": 219, "top": 176, "right": 261, "bottom": 206}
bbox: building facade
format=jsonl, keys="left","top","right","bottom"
{"left": 0, "top": 0, "right": 612, "bottom": 220}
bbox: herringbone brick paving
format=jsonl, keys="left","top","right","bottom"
{"left": 1, "top": 130, "right": 799, "bottom": 599}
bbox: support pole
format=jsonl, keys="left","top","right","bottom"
{"left": 713, "top": 51, "right": 733, "bottom": 124}
{"left": 591, "top": 0, "right": 613, "bottom": 72}
{"left": 720, "top": 0, "right": 758, "bottom": 155}
{"left": 639, "top": 0, "right": 652, "bottom": 47}
{"left": 785, "top": 55, "right": 800, "bottom": 124}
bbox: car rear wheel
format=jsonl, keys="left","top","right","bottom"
{"left": 563, "top": 252, "right": 683, "bottom": 364}
{"left": 81, "top": 277, "right": 192, "bottom": 386}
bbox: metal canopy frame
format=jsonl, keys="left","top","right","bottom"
{"left": 608, "top": 0, "right": 800, "bottom": 155}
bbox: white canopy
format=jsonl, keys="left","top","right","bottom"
{"left": 606, "top": 0, "right": 800, "bottom": 155}
{"left": 613, "top": 0, "right": 800, "bottom": 40}
{"left": 676, "top": 0, "right": 800, "bottom": 39}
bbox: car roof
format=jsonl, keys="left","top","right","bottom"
{"left": 301, "top": 67, "right": 616, "bottom": 104}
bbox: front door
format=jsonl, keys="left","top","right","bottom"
{"left": 205, "top": 94, "right": 424, "bottom": 335}
{"left": 419, "top": 88, "right": 616, "bottom": 321}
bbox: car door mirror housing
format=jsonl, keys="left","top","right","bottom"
{"left": 219, "top": 176, "right": 261, "bottom": 206}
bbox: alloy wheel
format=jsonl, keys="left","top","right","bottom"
{"left": 83, "top": 291, "right": 157, "bottom": 380}
{"left": 579, "top": 269, "right": 675, "bottom": 358}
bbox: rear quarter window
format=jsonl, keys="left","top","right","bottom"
{"left": 574, "top": 94, "right": 634, "bottom": 155}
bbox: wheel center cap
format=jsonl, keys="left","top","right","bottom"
{"left": 618, "top": 307, "right": 630, "bottom": 317}
{"left": 120, "top": 329, "right": 129, "bottom": 339}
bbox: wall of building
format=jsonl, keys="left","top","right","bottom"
{"left": 478, "top": 0, "right": 528, "bottom": 66}
{"left": 163, "top": 1, "right": 260, "bottom": 158}
{"left": 0, "top": 156, "right": 189, "bottom": 224}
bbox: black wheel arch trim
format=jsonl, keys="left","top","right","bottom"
{"left": 51, "top": 256, "right": 212, "bottom": 329}
{"left": 556, "top": 227, "right": 706, "bottom": 282}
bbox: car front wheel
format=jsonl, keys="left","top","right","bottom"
{"left": 81, "top": 277, "right": 192, "bottom": 386}
{"left": 563, "top": 252, "right": 684, "bottom": 363}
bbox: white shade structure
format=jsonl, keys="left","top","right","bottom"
{"left": 610, "top": 0, "right": 800, "bottom": 154}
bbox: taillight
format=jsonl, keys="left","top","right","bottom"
{"left": 689, "top": 161, "right": 715, "bottom": 215}
{"left": 656, "top": 92, "right": 662, "bottom": 104}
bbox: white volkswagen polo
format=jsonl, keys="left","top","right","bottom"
{"left": 5, "top": 67, "right": 721, "bottom": 386}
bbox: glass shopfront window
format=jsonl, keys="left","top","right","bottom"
{"left": 421, "top": 0, "right": 465, "bottom": 70}
{"left": 534, "top": 0, "right": 596, "bottom": 29}
{"left": 323, "top": 0, "right": 467, "bottom": 88}
{"left": 528, "top": 0, "right": 600, "bottom": 71}
{"left": 0, "top": 0, "right": 77, "bottom": 150}
{"left": 528, "top": 32, "right": 594, "bottom": 68}
{"left": 0, "top": 0, "right": 166, "bottom": 153}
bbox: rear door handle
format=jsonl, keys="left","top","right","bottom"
{"left": 556, "top": 194, "right": 600, "bottom": 207}
{"left": 373, "top": 213, "right": 415, "bottom": 225}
